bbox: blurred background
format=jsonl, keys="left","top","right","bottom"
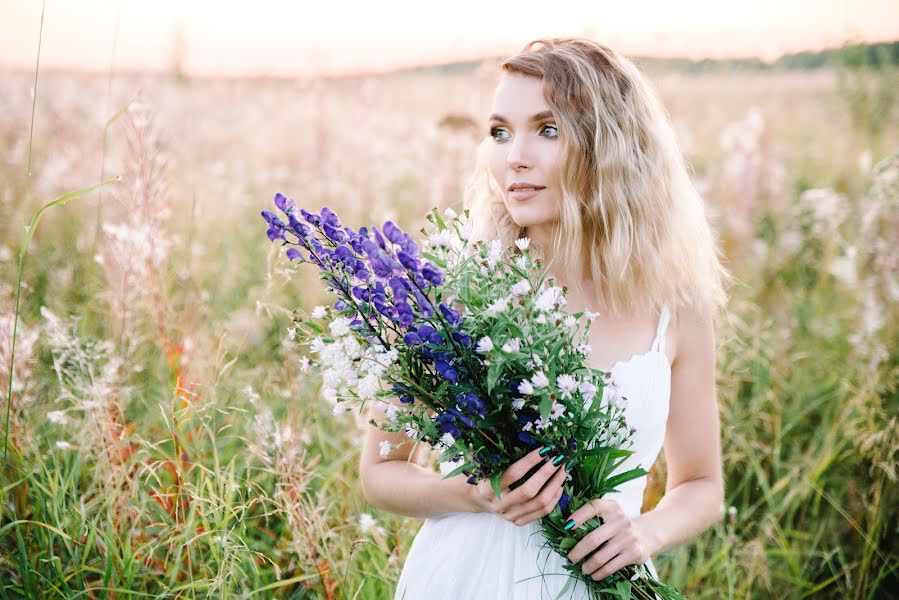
{"left": 0, "top": 1, "right": 897, "bottom": 598}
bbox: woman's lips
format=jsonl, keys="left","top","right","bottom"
{"left": 509, "top": 188, "right": 543, "bottom": 201}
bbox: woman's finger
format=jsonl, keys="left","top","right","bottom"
{"left": 510, "top": 479, "right": 565, "bottom": 526}
{"left": 507, "top": 460, "right": 568, "bottom": 523}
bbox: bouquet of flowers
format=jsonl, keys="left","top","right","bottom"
{"left": 261, "top": 193, "right": 686, "bottom": 599}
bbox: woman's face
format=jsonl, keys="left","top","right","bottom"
{"left": 487, "top": 73, "right": 563, "bottom": 232}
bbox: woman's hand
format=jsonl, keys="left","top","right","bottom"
{"left": 470, "top": 446, "right": 571, "bottom": 526}
{"left": 564, "top": 498, "right": 655, "bottom": 581}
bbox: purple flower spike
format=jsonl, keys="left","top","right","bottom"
{"left": 435, "top": 360, "right": 459, "bottom": 383}
{"left": 286, "top": 248, "right": 303, "bottom": 261}
{"left": 320, "top": 207, "right": 341, "bottom": 227}
{"left": 274, "top": 193, "right": 296, "bottom": 215}
{"left": 403, "top": 332, "right": 423, "bottom": 345}
{"left": 559, "top": 493, "right": 571, "bottom": 510}
{"left": 421, "top": 263, "right": 443, "bottom": 286}
{"left": 383, "top": 221, "right": 406, "bottom": 245}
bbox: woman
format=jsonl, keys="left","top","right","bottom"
{"left": 359, "top": 38, "right": 729, "bottom": 599}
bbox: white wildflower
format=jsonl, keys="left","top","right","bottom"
{"left": 510, "top": 279, "right": 531, "bottom": 296}
{"left": 501, "top": 338, "right": 521, "bottom": 353}
{"left": 298, "top": 356, "right": 311, "bottom": 372}
{"left": 379, "top": 440, "right": 392, "bottom": 458}
{"left": 55, "top": 440, "right": 74, "bottom": 450}
{"left": 516, "top": 256, "right": 528, "bottom": 269}
{"left": 329, "top": 316, "right": 352, "bottom": 337}
{"left": 578, "top": 380, "right": 597, "bottom": 404}
{"left": 356, "top": 373, "right": 380, "bottom": 400}
{"left": 385, "top": 404, "right": 400, "bottom": 422}
{"left": 549, "top": 401, "right": 566, "bottom": 420}
{"left": 518, "top": 380, "right": 535, "bottom": 395}
{"left": 535, "top": 313, "right": 547, "bottom": 324}
{"left": 359, "top": 513, "right": 378, "bottom": 533}
{"left": 332, "top": 402, "right": 348, "bottom": 416}
{"left": 440, "top": 432, "right": 456, "bottom": 447}
{"left": 459, "top": 221, "right": 472, "bottom": 241}
{"left": 321, "top": 386, "right": 338, "bottom": 404}
{"left": 311, "top": 305, "right": 328, "bottom": 318}
{"left": 584, "top": 309, "right": 600, "bottom": 322}
{"left": 534, "top": 287, "right": 561, "bottom": 312}
{"left": 47, "top": 410, "right": 69, "bottom": 425}
{"left": 531, "top": 371, "right": 550, "bottom": 389}
{"left": 428, "top": 229, "right": 452, "bottom": 248}
{"left": 576, "top": 344, "right": 591, "bottom": 356}
{"left": 563, "top": 315, "right": 576, "bottom": 328}
{"left": 310, "top": 337, "right": 326, "bottom": 353}
{"left": 521, "top": 421, "right": 533, "bottom": 432}
{"left": 487, "top": 239, "right": 503, "bottom": 267}
{"left": 404, "top": 424, "right": 419, "bottom": 438}
{"left": 444, "top": 207, "right": 458, "bottom": 219}
{"left": 557, "top": 374, "right": 578, "bottom": 398}
{"left": 484, "top": 296, "right": 510, "bottom": 316}
{"left": 475, "top": 336, "right": 494, "bottom": 353}
{"left": 515, "top": 237, "right": 530, "bottom": 250}
{"left": 512, "top": 398, "right": 525, "bottom": 410}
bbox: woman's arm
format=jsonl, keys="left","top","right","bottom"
{"left": 359, "top": 401, "right": 483, "bottom": 519}
{"left": 632, "top": 303, "right": 725, "bottom": 555}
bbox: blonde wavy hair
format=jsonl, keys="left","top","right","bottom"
{"left": 464, "top": 38, "right": 731, "bottom": 321}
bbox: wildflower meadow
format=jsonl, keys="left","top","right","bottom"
{"left": 0, "top": 50, "right": 897, "bottom": 598}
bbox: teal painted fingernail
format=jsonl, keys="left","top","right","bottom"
{"left": 552, "top": 455, "right": 565, "bottom": 466}
{"left": 563, "top": 518, "right": 576, "bottom": 531}
{"left": 565, "top": 460, "right": 576, "bottom": 472}
{"left": 539, "top": 446, "right": 552, "bottom": 457}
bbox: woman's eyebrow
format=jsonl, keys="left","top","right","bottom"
{"left": 488, "top": 110, "right": 554, "bottom": 123}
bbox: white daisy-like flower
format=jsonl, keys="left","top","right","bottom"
{"left": 459, "top": 221, "right": 472, "bottom": 241}
{"left": 535, "top": 313, "right": 547, "bottom": 324}
{"left": 404, "top": 424, "right": 419, "bottom": 438}
{"left": 299, "top": 356, "right": 311, "bottom": 372}
{"left": 518, "top": 380, "right": 535, "bottom": 395}
{"left": 440, "top": 432, "right": 456, "bottom": 447}
{"left": 501, "top": 338, "right": 521, "bottom": 353}
{"left": 487, "top": 239, "right": 503, "bottom": 267}
{"left": 484, "top": 296, "right": 510, "bottom": 316}
{"left": 310, "top": 337, "right": 326, "bottom": 353}
{"left": 534, "top": 287, "right": 561, "bottom": 312}
{"left": 557, "top": 374, "right": 578, "bottom": 398}
{"left": 578, "top": 380, "right": 597, "bottom": 403}
{"left": 533, "top": 354, "right": 543, "bottom": 367}
{"left": 479, "top": 266, "right": 489, "bottom": 277}
{"left": 515, "top": 256, "right": 528, "bottom": 269}
{"left": 311, "top": 305, "right": 328, "bottom": 318}
{"left": 428, "top": 230, "right": 452, "bottom": 248}
{"left": 444, "top": 207, "right": 458, "bottom": 219}
{"left": 321, "top": 386, "right": 338, "bottom": 404}
{"left": 584, "top": 309, "right": 600, "bottom": 322}
{"left": 603, "top": 384, "right": 627, "bottom": 408}
{"left": 522, "top": 421, "right": 533, "bottom": 432}
{"left": 475, "top": 336, "right": 494, "bottom": 353}
{"left": 531, "top": 371, "right": 550, "bottom": 389}
{"left": 515, "top": 237, "right": 531, "bottom": 250}
{"left": 576, "top": 344, "right": 591, "bottom": 356}
{"left": 549, "top": 401, "right": 567, "bottom": 420}
{"left": 512, "top": 398, "right": 525, "bottom": 410}
{"left": 47, "top": 410, "right": 69, "bottom": 425}
{"left": 332, "top": 402, "right": 348, "bottom": 416}
{"left": 287, "top": 327, "right": 297, "bottom": 340}
{"left": 379, "top": 440, "right": 392, "bottom": 458}
{"left": 563, "top": 315, "right": 576, "bottom": 328}
{"left": 509, "top": 279, "right": 531, "bottom": 296}
{"left": 55, "top": 440, "right": 74, "bottom": 450}
{"left": 329, "top": 316, "right": 352, "bottom": 337}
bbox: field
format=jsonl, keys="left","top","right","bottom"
{"left": 0, "top": 60, "right": 897, "bottom": 598}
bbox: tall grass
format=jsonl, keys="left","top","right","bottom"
{"left": 0, "top": 50, "right": 896, "bottom": 598}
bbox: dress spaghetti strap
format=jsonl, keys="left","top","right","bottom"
{"left": 650, "top": 306, "right": 670, "bottom": 354}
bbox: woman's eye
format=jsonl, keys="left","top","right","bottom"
{"left": 489, "top": 127, "right": 509, "bottom": 142}
{"left": 541, "top": 124, "right": 559, "bottom": 138}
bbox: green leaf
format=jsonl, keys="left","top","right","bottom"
{"left": 490, "top": 471, "right": 503, "bottom": 500}
{"left": 559, "top": 536, "right": 578, "bottom": 551}
{"left": 441, "top": 461, "right": 475, "bottom": 479}
{"left": 539, "top": 394, "right": 552, "bottom": 422}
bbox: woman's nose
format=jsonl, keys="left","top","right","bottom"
{"left": 506, "top": 136, "right": 532, "bottom": 170}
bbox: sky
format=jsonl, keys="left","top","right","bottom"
{"left": 2, "top": 0, "right": 898, "bottom": 77}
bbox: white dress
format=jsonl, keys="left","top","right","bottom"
{"left": 394, "top": 307, "right": 672, "bottom": 600}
